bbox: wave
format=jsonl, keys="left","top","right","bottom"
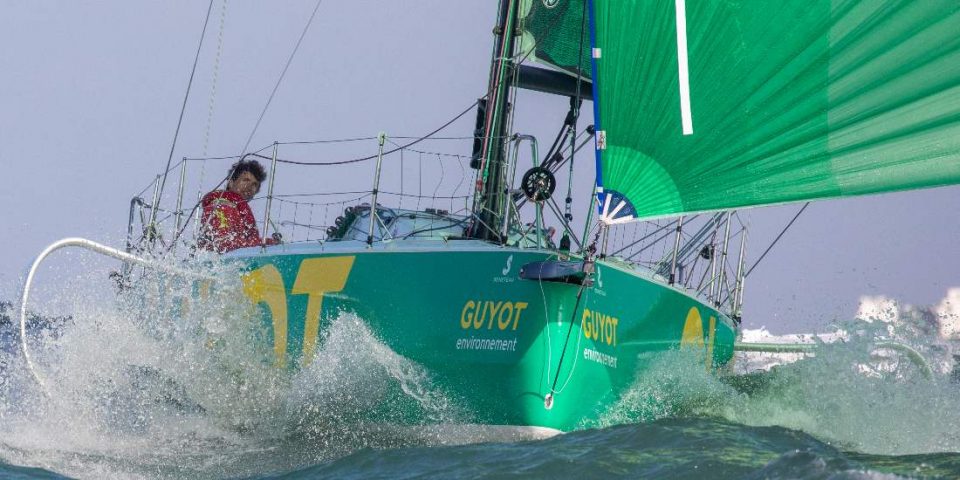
{"left": 0, "top": 259, "right": 465, "bottom": 479}
{"left": 3, "top": 257, "right": 960, "bottom": 478}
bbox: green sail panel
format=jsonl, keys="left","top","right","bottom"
{"left": 519, "top": 0, "right": 592, "bottom": 78}
{"left": 590, "top": 0, "right": 960, "bottom": 222}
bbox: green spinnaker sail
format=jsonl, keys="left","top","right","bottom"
{"left": 519, "top": 0, "right": 592, "bottom": 78}
{"left": 524, "top": 0, "right": 960, "bottom": 222}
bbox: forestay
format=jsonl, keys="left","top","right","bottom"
{"left": 523, "top": 0, "right": 960, "bottom": 223}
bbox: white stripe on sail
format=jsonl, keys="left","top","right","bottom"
{"left": 608, "top": 216, "right": 636, "bottom": 225}
{"left": 609, "top": 200, "right": 627, "bottom": 219}
{"left": 675, "top": 0, "right": 693, "bottom": 135}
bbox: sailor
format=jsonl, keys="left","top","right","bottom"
{"left": 198, "top": 159, "right": 280, "bottom": 253}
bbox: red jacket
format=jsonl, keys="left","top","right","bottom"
{"left": 198, "top": 190, "right": 276, "bottom": 252}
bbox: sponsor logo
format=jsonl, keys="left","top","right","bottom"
{"left": 242, "top": 257, "right": 355, "bottom": 368}
{"left": 460, "top": 299, "right": 529, "bottom": 331}
{"left": 456, "top": 337, "right": 518, "bottom": 352}
{"left": 681, "top": 306, "right": 718, "bottom": 370}
{"left": 583, "top": 347, "right": 618, "bottom": 368}
{"left": 581, "top": 307, "right": 619, "bottom": 346}
{"left": 457, "top": 299, "right": 529, "bottom": 353}
{"left": 494, "top": 255, "right": 516, "bottom": 283}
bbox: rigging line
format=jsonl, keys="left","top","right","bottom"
{"left": 544, "top": 198, "right": 583, "bottom": 250}
{"left": 152, "top": 0, "right": 215, "bottom": 228}
{"left": 542, "top": 123, "right": 573, "bottom": 167}
{"left": 262, "top": 2, "right": 571, "bottom": 171}
{"left": 384, "top": 139, "right": 468, "bottom": 159}
{"left": 549, "top": 285, "right": 585, "bottom": 394}
{"left": 513, "top": 131, "right": 592, "bottom": 211}
{"left": 202, "top": 0, "right": 228, "bottom": 158}
{"left": 552, "top": 288, "right": 586, "bottom": 395}
{"left": 546, "top": 130, "right": 592, "bottom": 171}
{"left": 694, "top": 250, "right": 713, "bottom": 293}
{"left": 538, "top": 266, "right": 553, "bottom": 394}
{"left": 240, "top": 0, "right": 324, "bottom": 156}
{"left": 275, "top": 190, "right": 373, "bottom": 198}
{"left": 563, "top": 0, "right": 589, "bottom": 220}
{"left": 278, "top": 136, "right": 378, "bottom": 146}
{"left": 184, "top": 155, "right": 242, "bottom": 161}
{"left": 451, "top": 152, "right": 466, "bottom": 203}
{"left": 474, "top": 0, "right": 575, "bottom": 188}
{"left": 432, "top": 153, "right": 445, "bottom": 202}
{"left": 611, "top": 218, "right": 678, "bottom": 257}
{"left": 134, "top": 159, "right": 186, "bottom": 198}
{"left": 549, "top": 227, "right": 602, "bottom": 397}
{"left": 246, "top": 101, "right": 481, "bottom": 166}
{"left": 672, "top": 213, "right": 723, "bottom": 265}
{"left": 745, "top": 202, "right": 809, "bottom": 278}
{"left": 164, "top": 173, "right": 230, "bottom": 254}
{"left": 400, "top": 147, "right": 405, "bottom": 210}
{"left": 474, "top": 0, "right": 515, "bottom": 189}
{"left": 390, "top": 135, "right": 487, "bottom": 140}
{"left": 628, "top": 228, "right": 679, "bottom": 263}
{"left": 716, "top": 239, "right": 743, "bottom": 306}
{"left": 469, "top": 211, "right": 502, "bottom": 240}
{"left": 184, "top": 141, "right": 274, "bottom": 162}
{"left": 401, "top": 214, "right": 473, "bottom": 239}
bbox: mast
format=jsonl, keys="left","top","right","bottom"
{"left": 471, "top": 0, "right": 519, "bottom": 242}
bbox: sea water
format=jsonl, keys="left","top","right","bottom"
{"left": 2, "top": 263, "right": 960, "bottom": 479}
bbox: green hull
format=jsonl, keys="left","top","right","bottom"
{"left": 227, "top": 239, "right": 736, "bottom": 432}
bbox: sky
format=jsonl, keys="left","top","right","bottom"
{"left": 1, "top": 1, "right": 958, "bottom": 333}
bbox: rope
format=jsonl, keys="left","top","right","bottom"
{"left": 432, "top": 153, "right": 445, "bottom": 201}
{"left": 240, "top": 0, "right": 324, "bottom": 155}
{"left": 385, "top": 140, "right": 471, "bottom": 159}
{"left": 152, "top": 0, "right": 215, "bottom": 228}
{"left": 244, "top": 101, "right": 480, "bottom": 166}
{"left": 745, "top": 202, "right": 809, "bottom": 278}
{"left": 548, "top": 228, "right": 602, "bottom": 397}
{"left": 563, "top": 0, "right": 589, "bottom": 224}
{"left": 134, "top": 158, "right": 185, "bottom": 198}
{"left": 202, "top": 0, "right": 228, "bottom": 158}
{"left": 278, "top": 136, "right": 379, "bottom": 146}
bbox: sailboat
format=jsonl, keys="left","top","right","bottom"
{"left": 17, "top": 0, "right": 960, "bottom": 436}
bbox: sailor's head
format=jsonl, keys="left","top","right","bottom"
{"left": 227, "top": 158, "right": 266, "bottom": 201}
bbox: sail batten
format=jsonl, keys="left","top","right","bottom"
{"left": 525, "top": 0, "right": 960, "bottom": 223}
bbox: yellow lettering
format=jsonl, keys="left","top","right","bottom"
{"left": 581, "top": 308, "right": 621, "bottom": 347}
{"left": 242, "top": 264, "right": 288, "bottom": 367}
{"left": 592, "top": 313, "right": 600, "bottom": 341}
{"left": 512, "top": 302, "right": 528, "bottom": 330}
{"left": 292, "top": 256, "right": 355, "bottom": 367}
{"left": 487, "top": 301, "right": 502, "bottom": 329}
{"left": 474, "top": 301, "right": 489, "bottom": 329}
{"left": 498, "top": 302, "right": 514, "bottom": 330}
{"left": 680, "top": 307, "right": 705, "bottom": 350}
{"left": 461, "top": 300, "right": 476, "bottom": 329}
{"left": 582, "top": 308, "right": 592, "bottom": 339}
{"left": 706, "top": 316, "right": 717, "bottom": 371}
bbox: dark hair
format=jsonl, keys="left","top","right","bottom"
{"left": 229, "top": 159, "right": 267, "bottom": 183}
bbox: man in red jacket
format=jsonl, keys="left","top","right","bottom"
{"left": 198, "top": 159, "right": 280, "bottom": 253}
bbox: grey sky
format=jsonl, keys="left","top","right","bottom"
{"left": 1, "top": 1, "right": 957, "bottom": 333}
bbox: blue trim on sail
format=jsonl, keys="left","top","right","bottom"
{"left": 588, "top": 0, "right": 605, "bottom": 215}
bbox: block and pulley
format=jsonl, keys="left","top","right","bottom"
{"left": 520, "top": 167, "right": 556, "bottom": 202}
